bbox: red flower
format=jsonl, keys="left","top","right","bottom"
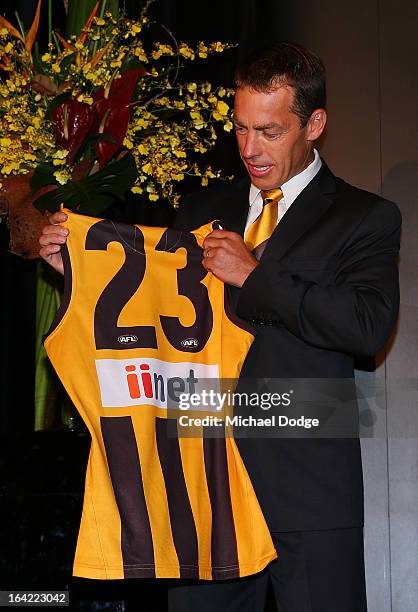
{"left": 94, "top": 97, "right": 131, "bottom": 167}
{"left": 51, "top": 100, "right": 95, "bottom": 165}
{"left": 93, "top": 67, "right": 147, "bottom": 167}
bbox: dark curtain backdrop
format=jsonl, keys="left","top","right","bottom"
{"left": 0, "top": 0, "right": 284, "bottom": 434}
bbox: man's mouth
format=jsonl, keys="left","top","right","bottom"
{"left": 247, "top": 163, "right": 273, "bottom": 177}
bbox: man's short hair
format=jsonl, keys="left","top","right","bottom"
{"left": 234, "top": 42, "right": 326, "bottom": 127}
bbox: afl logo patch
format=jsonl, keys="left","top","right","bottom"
{"left": 181, "top": 338, "right": 199, "bottom": 348}
{"left": 118, "top": 334, "right": 138, "bottom": 345}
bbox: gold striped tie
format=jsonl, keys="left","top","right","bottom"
{"left": 244, "top": 188, "right": 283, "bottom": 252}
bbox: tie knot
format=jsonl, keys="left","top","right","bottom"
{"left": 260, "top": 188, "right": 283, "bottom": 205}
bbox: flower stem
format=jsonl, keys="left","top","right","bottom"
{"left": 99, "top": 0, "right": 108, "bottom": 20}
{"left": 14, "top": 11, "right": 26, "bottom": 39}
{"left": 48, "top": 0, "right": 52, "bottom": 45}
{"left": 92, "top": 0, "right": 107, "bottom": 60}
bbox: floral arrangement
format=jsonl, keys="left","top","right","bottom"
{"left": 0, "top": 0, "right": 234, "bottom": 214}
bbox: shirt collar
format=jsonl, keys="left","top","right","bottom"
{"left": 249, "top": 148, "right": 322, "bottom": 207}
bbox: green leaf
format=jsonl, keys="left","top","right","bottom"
{"left": 72, "top": 132, "right": 117, "bottom": 165}
{"left": 32, "top": 41, "right": 44, "bottom": 74}
{"left": 33, "top": 154, "right": 137, "bottom": 216}
{"left": 89, "top": 132, "right": 117, "bottom": 144}
{"left": 31, "top": 162, "right": 58, "bottom": 192}
{"left": 45, "top": 91, "right": 72, "bottom": 120}
{"left": 59, "top": 52, "right": 77, "bottom": 72}
{"left": 66, "top": 0, "right": 98, "bottom": 38}
{"left": 123, "top": 56, "right": 146, "bottom": 72}
{"left": 66, "top": 0, "right": 119, "bottom": 38}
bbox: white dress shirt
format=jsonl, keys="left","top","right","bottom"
{"left": 244, "top": 148, "right": 322, "bottom": 234}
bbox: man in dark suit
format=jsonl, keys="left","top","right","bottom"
{"left": 167, "top": 43, "right": 401, "bottom": 612}
{"left": 39, "top": 42, "right": 401, "bottom": 612}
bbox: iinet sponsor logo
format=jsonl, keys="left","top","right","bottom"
{"left": 95, "top": 357, "right": 220, "bottom": 409}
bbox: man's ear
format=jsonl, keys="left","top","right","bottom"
{"left": 306, "top": 109, "right": 327, "bottom": 141}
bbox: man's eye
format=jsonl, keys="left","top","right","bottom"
{"left": 264, "top": 132, "right": 279, "bottom": 139}
{"left": 234, "top": 125, "right": 246, "bottom": 134}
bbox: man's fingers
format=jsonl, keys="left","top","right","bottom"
{"left": 43, "top": 223, "right": 68, "bottom": 235}
{"left": 38, "top": 211, "right": 67, "bottom": 276}
{"left": 203, "top": 236, "right": 227, "bottom": 250}
{"left": 48, "top": 211, "right": 68, "bottom": 225}
{"left": 202, "top": 256, "right": 214, "bottom": 272}
{"left": 39, "top": 232, "right": 66, "bottom": 246}
{"left": 203, "top": 231, "right": 243, "bottom": 250}
{"left": 39, "top": 244, "right": 61, "bottom": 259}
{"left": 203, "top": 237, "right": 243, "bottom": 253}
{"left": 207, "top": 229, "right": 237, "bottom": 239}
{"left": 203, "top": 245, "right": 221, "bottom": 259}
{"left": 39, "top": 245, "right": 65, "bottom": 275}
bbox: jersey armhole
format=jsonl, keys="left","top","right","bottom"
{"left": 42, "top": 243, "right": 73, "bottom": 343}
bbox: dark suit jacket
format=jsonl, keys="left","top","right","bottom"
{"left": 173, "top": 161, "right": 401, "bottom": 532}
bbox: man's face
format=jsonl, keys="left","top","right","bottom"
{"left": 233, "top": 85, "right": 325, "bottom": 190}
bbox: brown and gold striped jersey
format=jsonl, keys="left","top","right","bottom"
{"left": 44, "top": 209, "right": 277, "bottom": 581}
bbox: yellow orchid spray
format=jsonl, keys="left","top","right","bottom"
{"left": 0, "top": 0, "right": 235, "bottom": 211}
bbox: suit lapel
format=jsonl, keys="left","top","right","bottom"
{"left": 215, "top": 162, "right": 337, "bottom": 260}
{"left": 261, "top": 162, "right": 337, "bottom": 261}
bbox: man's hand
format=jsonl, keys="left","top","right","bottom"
{"left": 38, "top": 211, "right": 69, "bottom": 275}
{"left": 202, "top": 230, "right": 259, "bottom": 287}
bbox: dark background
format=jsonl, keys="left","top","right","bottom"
{"left": 1, "top": 0, "right": 417, "bottom": 610}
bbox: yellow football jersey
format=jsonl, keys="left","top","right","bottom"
{"left": 44, "top": 209, "right": 277, "bottom": 580}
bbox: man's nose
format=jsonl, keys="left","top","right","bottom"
{"left": 241, "top": 132, "right": 261, "bottom": 159}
